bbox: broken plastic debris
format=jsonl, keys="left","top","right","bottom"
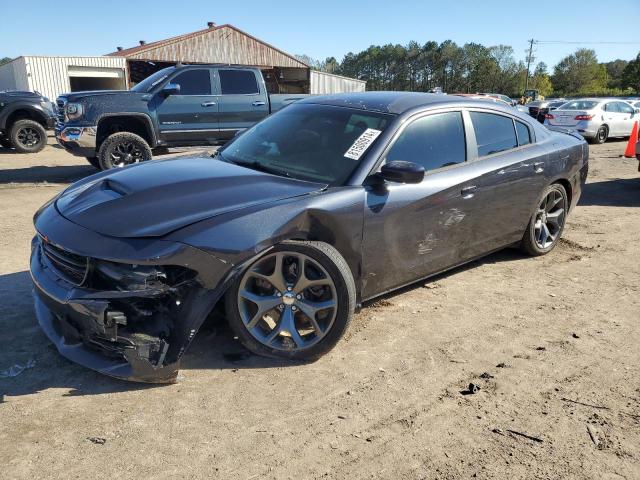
{"left": 0, "top": 359, "right": 35, "bottom": 378}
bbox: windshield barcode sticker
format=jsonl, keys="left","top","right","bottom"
{"left": 344, "top": 128, "right": 382, "bottom": 160}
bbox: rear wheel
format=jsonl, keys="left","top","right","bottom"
{"left": 590, "top": 125, "right": 608, "bottom": 144}
{"left": 225, "top": 241, "right": 355, "bottom": 360}
{"left": 97, "top": 132, "right": 152, "bottom": 170}
{"left": 521, "top": 183, "right": 568, "bottom": 256}
{"left": 9, "top": 119, "right": 47, "bottom": 153}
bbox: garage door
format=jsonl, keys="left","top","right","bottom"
{"left": 67, "top": 66, "right": 124, "bottom": 78}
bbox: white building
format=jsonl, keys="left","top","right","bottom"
{"left": 0, "top": 23, "right": 365, "bottom": 100}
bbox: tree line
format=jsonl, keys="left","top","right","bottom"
{"left": 298, "top": 44, "right": 640, "bottom": 98}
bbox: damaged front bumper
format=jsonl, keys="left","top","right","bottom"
{"left": 30, "top": 206, "right": 230, "bottom": 383}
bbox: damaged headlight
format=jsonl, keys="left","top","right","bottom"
{"left": 94, "top": 261, "right": 168, "bottom": 291}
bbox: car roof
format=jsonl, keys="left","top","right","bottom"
{"left": 297, "top": 91, "right": 504, "bottom": 115}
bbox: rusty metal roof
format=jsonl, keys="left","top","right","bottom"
{"left": 106, "top": 24, "right": 308, "bottom": 69}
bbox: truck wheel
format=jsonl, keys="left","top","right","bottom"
{"left": 85, "top": 157, "right": 101, "bottom": 169}
{"left": 9, "top": 119, "right": 47, "bottom": 153}
{"left": 98, "top": 132, "right": 152, "bottom": 170}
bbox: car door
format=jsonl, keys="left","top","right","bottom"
{"left": 616, "top": 101, "right": 637, "bottom": 136}
{"left": 463, "top": 110, "right": 548, "bottom": 256}
{"left": 155, "top": 68, "right": 220, "bottom": 144}
{"left": 361, "top": 110, "right": 483, "bottom": 298}
{"left": 602, "top": 102, "right": 622, "bottom": 136}
{"left": 215, "top": 69, "right": 269, "bottom": 140}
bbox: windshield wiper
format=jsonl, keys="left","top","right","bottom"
{"left": 223, "top": 157, "right": 291, "bottom": 178}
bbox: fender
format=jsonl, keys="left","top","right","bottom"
{"left": 96, "top": 112, "right": 158, "bottom": 147}
{"left": 0, "top": 101, "right": 51, "bottom": 131}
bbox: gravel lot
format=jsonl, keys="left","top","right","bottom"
{"left": 1, "top": 135, "right": 639, "bottom": 479}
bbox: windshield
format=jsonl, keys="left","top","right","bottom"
{"left": 558, "top": 100, "right": 599, "bottom": 111}
{"left": 131, "top": 67, "right": 175, "bottom": 93}
{"left": 219, "top": 103, "right": 393, "bottom": 185}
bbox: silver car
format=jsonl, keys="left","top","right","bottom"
{"left": 544, "top": 98, "right": 639, "bottom": 144}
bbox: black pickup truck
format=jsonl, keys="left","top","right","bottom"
{"left": 56, "top": 65, "right": 307, "bottom": 169}
{"left": 0, "top": 90, "right": 57, "bottom": 153}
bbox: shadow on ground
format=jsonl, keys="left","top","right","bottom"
{"left": 579, "top": 177, "right": 640, "bottom": 207}
{"left": 0, "top": 270, "right": 300, "bottom": 402}
{"left": 0, "top": 164, "right": 98, "bottom": 184}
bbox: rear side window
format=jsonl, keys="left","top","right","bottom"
{"left": 604, "top": 103, "right": 619, "bottom": 113}
{"left": 219, "top": 70, "right": 260, "bottom": 95}
{"left": 515, "top": 121, "right": 532, "bottom": 146}
{"left": 470, "top": 112, "right": 517, "bottom": 156}
{"left": 617, "top": 102, "right": 634, "bottom": 114}
{"left": 385, "top": 112, "right": 466, "bottom": 172}
{"left": 171, "top": 69, "right": 212, "bottom": 95}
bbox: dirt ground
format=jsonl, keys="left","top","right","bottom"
{"left": 1, "top": 135, "right": 638, "bottom": 479}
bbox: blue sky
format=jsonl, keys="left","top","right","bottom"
{"left": 2, "top": 0, "right": 639, "bottom": 69}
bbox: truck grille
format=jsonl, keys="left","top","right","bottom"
{"left": 56, "top": 98, "right": 66, "bottom": 130}
{"left": 41, "top": 238, "right": 89, "bottom": 286}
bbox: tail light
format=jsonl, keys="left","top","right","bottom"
{"left": 575, "top": 114, "right": 594, "bottom": 121}
{"left": 545, "top": 114, "right": 554, "bottom": 119}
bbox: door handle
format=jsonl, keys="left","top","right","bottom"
{"left": 201, "top": 101, "right": 217, "bottom": 107}
{"left": 533, "top": 162, "right": 545, "bottom": 173}
{"left": 461, "top": 185, "right": 477, "bottom": 199}
{"left": 252, "top": 101, "right": 266, "bottom": 107}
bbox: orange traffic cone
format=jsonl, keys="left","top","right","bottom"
{"left": 624, "top": 121, "right": 638, "bottom": 158}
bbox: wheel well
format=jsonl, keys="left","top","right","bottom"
{"left": 553, "top": 179, "right": 572, "bottom": 207}
{"left": 5, "top": 108, "right": 47, "bottom": 129}
{"left": 97, "top": 116, "right": 153, "bottom": 149}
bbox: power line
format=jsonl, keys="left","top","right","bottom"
{"left": 537, "top": 40, "right": 640, "bottom": 45}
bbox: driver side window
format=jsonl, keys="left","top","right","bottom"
{"left": 385, "top": 111, "right": 466, "bottom": 172}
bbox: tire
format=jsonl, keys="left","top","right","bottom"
{"left": 590, "top": 126, "right": 608, "bottom": 144}
{"left": 85, "top": 156, "right": 101, "bottom": 169}
{"left": 520, "top": 183, "right": 568, "bottom": 256}
{"left": 97, "top": 132, "right": 152, "bottom": 170}
{"left": 225, "top": 240, "right": 356, "bottom": 361}
{"left": 0, "top": 136, "right": 13, "bottom": 149}
{"left": 9, "top": 119, "right": 47, "bottom": 153}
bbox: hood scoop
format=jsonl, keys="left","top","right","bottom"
{"left": 55, "top": 157, "right": 324, "bottom": 238}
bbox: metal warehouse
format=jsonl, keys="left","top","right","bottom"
{"left": 0, "top": 23, "right": 365, "bottom": 99}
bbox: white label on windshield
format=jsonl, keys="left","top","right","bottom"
{"left": 344, "top": 128, "right": 382, "bottom": 160}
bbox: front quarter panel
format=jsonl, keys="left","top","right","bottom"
{"left": 167, "top": 187, "right": 366, "bottom": 301}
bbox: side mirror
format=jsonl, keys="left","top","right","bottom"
{"left": 162, "top": 83, "right": 180, "bottom": 96}
{"left": 634, "top": 108, "right": 640, "bottom": 114}
{"left": 379, "top": 160, "right": 425, "bottom": 184}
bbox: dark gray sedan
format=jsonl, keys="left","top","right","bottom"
{"left": 30, "top": 92, "right": 589, "bottom": 382}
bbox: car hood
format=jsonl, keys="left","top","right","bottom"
{"left": 58, "top": 90, "right": 144, "bottom": 103}
{"left": 55, "top": 157, "right": 325, "bottom": 238}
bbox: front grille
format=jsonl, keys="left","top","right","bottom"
{"left": 56, "top": 98, "right": 66, "bottom": 130}
{"left": 41, "top": 238, "right": 89, "bottom": 286}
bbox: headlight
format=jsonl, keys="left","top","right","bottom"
{"left": 65, "top": 103, "right": 84, "bottom": 121}
{"left": 95, "top": 261, "right": 167, "bottom": 291}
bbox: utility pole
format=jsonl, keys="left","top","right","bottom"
{"left": 524, "top": 39, "right": 536, "bottom": 92}
{"left": 524, "top": 38, "right": 536, "bottom": 90}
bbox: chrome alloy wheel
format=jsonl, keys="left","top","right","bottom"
{"left": 534, "top": 189, "right": 566, "bottom": 249}
{"left": 237, "top": 251, "right": 338, "bottom": 351}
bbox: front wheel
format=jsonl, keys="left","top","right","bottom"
{"left": 225, "top": 241, "right": 356, "bottom": 360}
{"left": 9, "top": 119, "right": 47, "bottom": 153}
{"left": 97, "top": 132, "right": 152, "bottom": 170}
{"left": 520, "top": 183, "right": 568, "bottom": 256}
